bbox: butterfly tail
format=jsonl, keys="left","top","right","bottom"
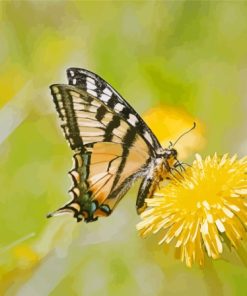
{"left": 46, "top": 194, "right": 98, "bottom": 223}
{"left": 47, "top": 152, "right": 99, "bottom": 223}
{"left": 46, "top": 200, "right": 83, "bottom": 222}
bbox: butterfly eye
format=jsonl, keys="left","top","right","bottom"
{"left": 171, "top": 148, "right": 178, "bottom": 158}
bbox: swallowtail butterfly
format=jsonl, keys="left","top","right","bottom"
{"left": 48, "top": 68, "right": 181, "bottom": 223}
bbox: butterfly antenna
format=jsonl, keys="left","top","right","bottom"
{"left": 172, "top": 122, "right": 196, "bottom": 147}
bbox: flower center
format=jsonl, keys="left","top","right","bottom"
{"left": 174, "top": 169, "right": 231, "bottom": 211}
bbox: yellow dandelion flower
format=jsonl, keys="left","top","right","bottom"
{"left": 137, "top": 153, "right": 247, "bottom": 267}
{"left": 143, "top": 106, "right": 205, "bottom": 159}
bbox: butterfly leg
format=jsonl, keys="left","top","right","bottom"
{"left": 174, "top": 161, "right": 185, "bottom": 172}
{"left": 170, "top": 167, "right": 185, "bottom": 180}
{"left": 174, "top": 160, "right": 191, "bottom": 172}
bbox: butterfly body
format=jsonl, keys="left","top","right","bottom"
{"left": 48, "top": 68, "right": 178, "bottom": 222}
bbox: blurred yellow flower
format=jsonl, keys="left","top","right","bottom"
{"left": 0, "top": 63, "right": 28, "bottom": 107}
{"left": 137, "top": 153, "right": 247, "bottom": 267}
{"left": 143, "top": 106, "right": 205, "bottom": 159}
{"left": 13, "top": 244, "right": 39, "bottom": 269}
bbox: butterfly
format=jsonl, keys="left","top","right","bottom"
{"left": 47, "top": 68, "right": 182, "bottom": 223}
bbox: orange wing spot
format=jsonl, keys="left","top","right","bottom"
{"left": 82, "top": 211, "right": 89, "bottom": 219}
{"left": 94, "top": 208, "right": 109, "bottom": 218}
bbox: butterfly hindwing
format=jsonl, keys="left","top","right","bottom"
{"left": 49, "top": 84, "right": 153, "bottom": 222}
{"left": 63, "top": 142, "right": 150, "bottom": 222}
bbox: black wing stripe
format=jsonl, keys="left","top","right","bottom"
{"left": 96, "top": 105, "right": 108, "bottom": 122}
{"left": 51, "top": 85, "right": 83, "bottom": 150}
{"left": 110, "top": 127, "right": 137, "bottom": 193}
{"left": 106, "top": 97, "right": 117, "bottom": 109}
{"left": 104, "top": 115, "right": 121, "bottom": 142}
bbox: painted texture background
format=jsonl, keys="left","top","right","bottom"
{"left": 0, "top": 1, "right": 247, "bottom": 295}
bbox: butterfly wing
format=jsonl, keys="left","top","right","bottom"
{"left": 66, "top": 67, "right": 162, "bottom": 153}
{"left": 48, "top": 84, "right": 156, "bottom": 222}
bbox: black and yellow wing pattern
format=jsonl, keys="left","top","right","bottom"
{"left": 48, "top": 68, "right": 170, "bottom": 223}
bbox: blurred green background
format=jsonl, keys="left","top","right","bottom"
{"left": 0, "top": 1, "right": 247, "bottom": 295}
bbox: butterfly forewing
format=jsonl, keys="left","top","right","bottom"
{"left": 51, "top": 85, "right": 130, "bottom": 148}
{"left": 49, "top": 83, "right": 154, "bottom": 222}
{"left": 67, "top": 68, "right": 162, "bottom": 154}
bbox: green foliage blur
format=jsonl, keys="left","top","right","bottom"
{"left": 0, "top": 1, "right": 246, "bottom": 295}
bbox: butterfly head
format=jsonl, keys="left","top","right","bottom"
{"left": 162, "top": 147, "right": 178, "bottom": 168}
{"left": 163, "top": 147, "right": 177, "bottom": 160}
